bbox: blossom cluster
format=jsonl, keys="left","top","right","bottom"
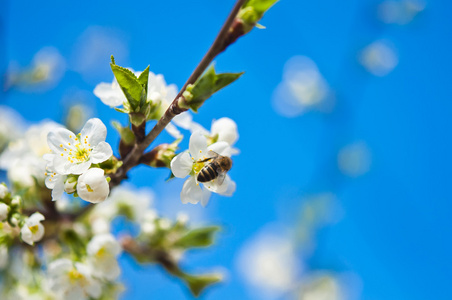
{"left": 44, "top": 118, "right": 113, "bottom": 203}
{"left": 94, "top": 71, "right": 240, "bottom": 206}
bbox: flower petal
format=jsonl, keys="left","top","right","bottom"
{"left": 171, "top": 152, "right": 192, "bottom": 178}
{"left": 81, "top": 118, "right": 107, "bottom": 146}
{"left": 207, "top": 141, "right": 232, "bottom": 157}
{"left": 165, "top": 122, "right": 182, "bottom": 139}
{"left": 211, "top": 117, "right": 239, "bottom": 145}
{"left": 47, "top": 128, "right": 77, "bottom": 154}
{"left": 51, "top": 175, "right": 66, "bottom": 201}
{"left": 180, "top": 177, "right": 207, "bottom": 205}
{"left": 172, "top": 112, "right": 193, "bottom": 129}
{"left": 203, "top": 175, "right": 235, "bottom": 196}
{"left": 93, "top": 82, "right": 125, "bottom": 107}
{"left": 91, "top": 142, "right": 113, "bottom": 164}
{"left": 189, "top": 131, "right": 208, "bottom": 161}
{"left": 77, "top": 168, "right": 109, "bottom": 203}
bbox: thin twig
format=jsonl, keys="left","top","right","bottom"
{"left": 108, "top": 0, "right": 247, "bottom": 187}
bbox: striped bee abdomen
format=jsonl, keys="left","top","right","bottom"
{"left": 197, "top": 162, "right": 219, "bottom": 182}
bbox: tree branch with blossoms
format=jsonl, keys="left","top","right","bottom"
{"left": 0, "top": 0, "right": 277, "bottom": 298}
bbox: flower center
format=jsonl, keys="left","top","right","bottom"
{"left": 192, "top": 161, "right": 206, "bottom": 174}
{"left": 29, "top": 224, "right": 39, "bottom": 234}
{"left": 68, "top": 269, "right": 84, "bottom": 283}
{"left": 86, "top": 184, "right": 94, "bottom": 193}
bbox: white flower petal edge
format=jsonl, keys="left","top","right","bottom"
{"left": 87, "top": 233, "right": 122, "bottom": 281}
{"left": 93, "top": 80, "right": 125, "bottom": 107}
{"left": 48, "top": 258, "right": 102, "bottom": 300}
{"left": 77, "top": 168, "right": 109, "bottom": 203}
{"left": 189, "top": 131, "right": 209, "bottom": 161}
{"left": 181, "top": 177, "right": 212, "bottom": 205}
{"left": 80, "top": 118, "right": 107, "bottom": 146}
{"left": 20, "top": 212, "right": 45, "bottom": 246}
{"left": 171, "top": 152, "right": 193, "bottom": 178}
{"left": 211, "top": 117, "right": 239, "bottom": 146}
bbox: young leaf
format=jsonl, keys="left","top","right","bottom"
{"left": 174, "top": 226, "right": 220, "bottom": 248}
{"left": 244, "top": 0, "right": 278, "bottom": 14}
{"left": 186, "top": 65, "right": 243, "bottom": 112}
{"left": 110, "top": 61, "right": 142, "bottom": 110}
{"left": 183, "top": 273, "right": 222, "bottom": 297}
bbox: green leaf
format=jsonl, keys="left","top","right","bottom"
{"left": 213, "top": 72, "right": 244, "bottom": 93}
{"left": 244, "top": 0, "right": 278, "bottom": 14}
{"left": 183, "top": 273, "right": 222, "bottom": 297}
{"left": 137, "top": 65, "right": 150, "bottom": 88}
{"left": 174, "top": 226, "right": 220, "bottom": 248}
{"left": 187, "top": 65, "right": 243, "bottom": 112}
{"left": 114, "top": 107, "right": 129, "bottom": 114}
{"left": 110, "top": 62, "right": 142, "bottom": 110}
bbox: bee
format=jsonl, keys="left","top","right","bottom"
{"left": 197, "top": 151, "right": 232, "bottom": 185}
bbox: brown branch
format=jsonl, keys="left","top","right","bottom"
{"left": 108, "top": 0, "right": 248, "bottom": 187}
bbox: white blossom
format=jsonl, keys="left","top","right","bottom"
{"left": 359, "top": 40, "right": 398, "bottom": 77}
{"left": 236, "top": 227, "right": 301, "bottom": 298}
{"left": 272, "top": 56, "right": 333, "bottom": 117}
{"left": 76, "top": 168, "right": 109, "bottom": 203}
{"left": 0, "top": 121, "right": 62, "bottom": 187}
{"left": 140, "top": 209, "right": 158, "bottom": 235}
{"left": 190, "top": 117, "right": 239, "bottom": 155}
{"left": 47, "top": 118, "right": 112, "bottom": 175}
{"left": 93, "top": 78, "right": 125, "bottom": 107}
{"left": 0, "top": 184, "right": 8, "bottom": 199}
{"left": 94, "top": 71, "right": 193, "bottom": 138}
{"left": 43, "top": 153, "right": 66, "bottom": 201}
{"left": 170, "top": 131, "right": 236, "bottom": 206}
{"left": 20, "top": 212, "right": 45, "bottom": 245}
{"left": 0, "top": 106, "right": 25, "bottom": 151}
{"left": 48, "top": 258, "right": 102, "bottom": 300}
{"left": 91, "top": 185, "right": 153, "bottom": 222}
{"left": 299, "top": 274, "right": 344, "bottom": 300}
{"left": 87, "top": 233, "right": 122, "bottom": 281}
{"left": 0, "top": 203, "right": 9, "bottom": 222}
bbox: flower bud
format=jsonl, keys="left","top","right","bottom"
{"left": 64, "top": 177, "right": 77, "bottom": 194}
{"left": 0, "top": 203, "right": 9, "bottom": 222}
{"left": 0, "top": 184, "right": 8, "bottom": 199}
{"left": 76, "top": 168, "right": 110, "bottom": 203}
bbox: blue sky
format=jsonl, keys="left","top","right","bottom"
{"left": 2, "top": 0, "right": 452, "bottom": 299}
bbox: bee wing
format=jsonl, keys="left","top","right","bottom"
{"left": 216, "top": 171, "right": 226, "bottom": 186}
{"left": 206, "top": 150, "right": 220, "bottom": 159}
{"left": 198, "top": 150, "right": 219, "bottom": 163}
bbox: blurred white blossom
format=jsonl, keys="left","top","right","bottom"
{"left": 359, "top": 40, "right": 398, "bottom": 76}
{"left": 236, "top": 226, "right": 301, "bottom": 299}
{"left": 20, "top": 212, "right": 45, "bottom": 246}
{"left": 298, "top": 274, "right": 344, "bottom": 300}
{"left": 5, "top": 47, "right": 66, "bottom": 92}
{"left": 272, "top": 56, "right": 333, "bottom": 117}
{"left": 378, "top": 0, "right": 426, "bottom": 25}
{"left": 90, "top": 185, "right": 154, "bottom": 223}
{"left": 0, "top": 106, "right": 25, "bottom": 152}
{"left": 87, "top": 233, "right": 122, "bottom": 281}
{"left": 0, "top": 121, "right": 62, "bottom": 188}
{"left": 48, "top": 258, "right": 102, "bottom": 300}
{"left": 0, "top": 184, "right": 8, "bottom": 199}
{"left": 0, "top": 203, "right": 9, "bottom": 221}
{"left": 338, "top": 142, "right": 372, "bottom": 177}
